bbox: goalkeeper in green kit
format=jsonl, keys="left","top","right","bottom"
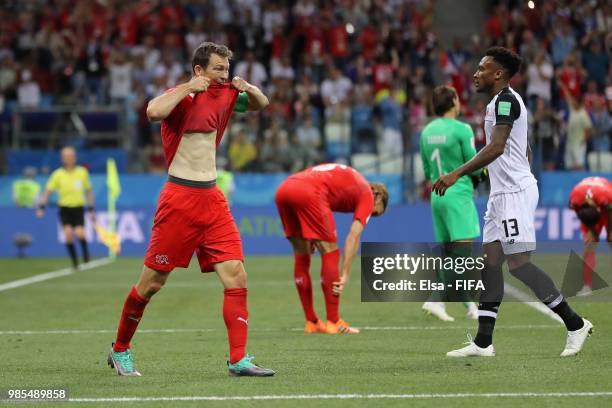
{"left": 420, "top": 85, "right": 483, "bottom": 321}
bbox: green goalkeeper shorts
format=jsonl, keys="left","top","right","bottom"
{"left": 431, "top": 192, "right": 481, "bottom": 242}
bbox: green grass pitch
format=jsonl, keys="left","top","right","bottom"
{"left": 0, "top": 255, "right": 611, "bottom": 407}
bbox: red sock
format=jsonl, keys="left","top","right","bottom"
{"left": 583, "top": 249, "right": 596, "bottom": 288}
{"left": 294, "top": 254, "right": 318, "bottom": 322}
{"left": 224, "top": 288, "right": 248, "bottom": 364}
{"left": 321, "top": 249, "right": 340, "bottom": 323}
{"left": 114, "top": 286, "right": 149, "bottom": 352}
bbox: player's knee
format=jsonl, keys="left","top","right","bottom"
{"left": 219, "top": 261, "right": 247, "bottom": 288}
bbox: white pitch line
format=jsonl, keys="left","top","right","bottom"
{"left": 0, "top": 257, "right": 113, "bottom": 292}
{"left": 0, "top": 324, "right": 558, "bottom": 336}
{"left": 62, "top": 392, "right": 612, "bottom": 403}
{"left": 504, "top": 283, "right": 564, "bottom": 324}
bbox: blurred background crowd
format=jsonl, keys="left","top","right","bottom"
{"left": 0, "top": 0, "right": 610, "bottom": 179}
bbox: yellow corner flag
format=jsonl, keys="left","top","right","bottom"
{"left": 105, "top": 158, "right": 121, "bottom": 258}
{"left": 95, "top": 223, "right": 121, "bottom": 255}
{"left": 107, "top": 158, "right": 121, "bottom": 200}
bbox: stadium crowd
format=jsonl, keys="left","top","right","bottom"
{"left": 0, "top": 0, "right": 610, "bottom": 174}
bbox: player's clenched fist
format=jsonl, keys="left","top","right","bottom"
{"left": 189, "top": 76, "right": 210, "bottom": 93}
{"left": 231, "top": 76, "right": 251, "bottom": 92}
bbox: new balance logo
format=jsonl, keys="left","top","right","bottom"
{"left": 237, "top": 317, "right": 248, "bottom": 325}
{"left": 127, "top": 316, "right": 141, "bottom": 322}
{"left": 155, "top": 254, "right": 169, "bottom": 265}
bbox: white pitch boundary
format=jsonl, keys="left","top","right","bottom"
{"left": 0, "top": 324, "right": 558, "bottom": 336}
{"left": 63, "top": 392, "right": 612, "bottom": 403}
{"left": 0, "top": 257, "right": 113, "bottom": 292}
{"left": 504, "top": 283, "right": 564, "bottom": 324}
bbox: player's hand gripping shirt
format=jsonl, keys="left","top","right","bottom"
{"left": 160, "top": 83, "right": 248, "bottom": 167}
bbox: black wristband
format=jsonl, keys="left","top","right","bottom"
{"left": 87, "top": 206, "right": 94, "bottom": 212}
{"left": 38, "top": 204, "right": 46, "bottom": 210}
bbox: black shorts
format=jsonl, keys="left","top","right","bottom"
{"left": 59, "top": 206, "right": 85, "bottom": 227}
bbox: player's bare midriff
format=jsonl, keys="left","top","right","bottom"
{"left": 168, "top": 131, "right": 217, "bottom": 181}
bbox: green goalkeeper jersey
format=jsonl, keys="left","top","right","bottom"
{"left": 420, "top": 117, "right": 481, "bottom": 196}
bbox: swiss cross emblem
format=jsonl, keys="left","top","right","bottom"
{"left": 155, "top": 254, "right": 169, "bottom": 265}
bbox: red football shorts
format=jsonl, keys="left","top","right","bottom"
{"left": 580, "top": 209, "right": 610, "bottom": 238}
{"left": 144, "top": 182, "right": 243, "bottom": 273}
{"left": 275, "top": 178, "right": 337, "bottom": 242}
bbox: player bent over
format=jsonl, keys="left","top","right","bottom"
{"left": 275, "top": 164, "right": 388, "bottom": 334}
{"left": 569, "top": 177, "right": 611, "bottom": 296}
{"left": 108, "top": 42, "right": 274, "bottom": 377}
{"left": 433, "top": 47, "right": 592, "bottom": 358}
{"left": 420, "top": 85, "right": 482, "bottom": 322}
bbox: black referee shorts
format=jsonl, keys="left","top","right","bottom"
{"left": 59, "top": 206, "right": 85, "bottom": 227}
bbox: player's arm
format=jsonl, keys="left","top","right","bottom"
{"left": 146, "top": 76, "right": 209, "bottom": 121}
{"left": 333, "top": 220, "right": 365, "bottom": 295}
{"left": 231, "top": 76, "right": 269, "bottom": 111}
{"left": 433, "top": 93, "right": 519, "bottom": 196}
{"left": 459, "top": 124, "right": 483, "bottom": 177}
{"left": 37, "top": 173, "right": 57, "bottom": 217}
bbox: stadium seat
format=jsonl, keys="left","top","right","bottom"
{"left": 379, "top": 155, "right": 403, "bottom": 174}
{"left": 351, "top": 153, "right": 378, "bottom": 172}
{"left": 587, "top": 152, "right": 612, "bottom": 172}
{"left": 325, "top": 122, "right": 350, "bottom": 159}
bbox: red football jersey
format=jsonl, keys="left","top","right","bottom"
{"left": 160, "top": 83, "right": 239, "bottom": 167}
{"left": 569, "top": 177, "right": 612, "bottom": 209}
{"left": 291, "top": 164, "right": 375, "bottom": 225}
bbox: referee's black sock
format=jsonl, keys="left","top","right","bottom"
{"left": 65, "top": 242, "right": 78, "bottom": 268}
{"left": 509, "top": 262, "right": 583, "bottom": 331}
{"left": 79, "top": 238, "right": 90, "bottom": 263}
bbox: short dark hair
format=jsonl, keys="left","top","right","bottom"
{"left": 432, "top": 85, "right": 457, "bottom": 116}
{"left": 577, "top": 205, "right": 600, "bottom": 227}
{"left": 485, "top": 46, "right": 522, "bottom": 78}
{"left": 191, "top": 42, "right": 233, "bottom": 72}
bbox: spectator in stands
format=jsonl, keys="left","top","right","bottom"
{"left": 526, "top": 51, "right": 554, "bottom": 110}
{"left": 581, "top": 38, "right": 609, "bottom": 91}
{"left": 109, "top": 50, "right": 133, "bottom": 105}
{"left": 229, "top": 129, "right": 257, "bottom": 172}
{"left": 589, "top": 97, "right": 610, "bottom": 154}
{"left": 562, "top": 84, "right": 592, "bottom": 171}
{"left": 0, "top": 54, "right": 17, "bottom": 100}
{"left": 531, "top": 97, "right": 562, "bottom": 171}
{"left": 556, "top": 52, "right": 586, "bottom": 109}
{"left": 17, "top": 68, "right": 40, "bottom": 108}
{"left": 376, "top": 86, "right": 404, "bottom": 158}
{"left": 259, "top": 125, "right": 291, "bottom": 172}
{"left": 551, "top": 19, "right": 576, "bottom": 66}
{"left": 295, "top": 115, "right": 321, "bottom": 153}
{"left": 584, "top": 80, "right": 606, "bottom": 113}
{"left": 234, "top": 49, "right": 268, "bottom": 89}
{"left": 321, "top": 65, "right": 352, "bottom": 115}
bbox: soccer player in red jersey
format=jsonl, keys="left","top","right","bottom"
{"left": 108, "top": 42, "right": 274, "bottom": 377}
{"left": 569, "top": 176, "right": 612, "bottom": 296}
{"left": 275, "top": 163, "right": 388, "bottom": 334}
